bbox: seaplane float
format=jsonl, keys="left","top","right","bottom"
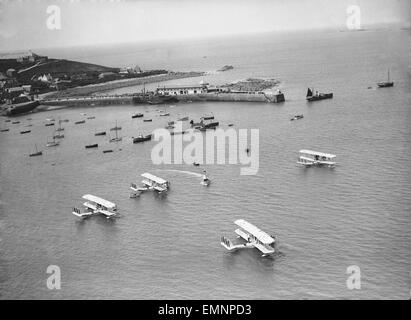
{"left": 130, "top": 173, "right": 170, "bottom": 198}
{"left": 221, "top": 219, "right": 277, "bottom": 257}
{"left": 297, "top": 150, "right": 336, "bottom": 168}
{"left": 72, "top": 194, "right": 118, "bottom": 219}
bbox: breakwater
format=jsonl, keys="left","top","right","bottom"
{"left": 176, "top": 91, "right": 285, "bottom": 103}
{"left": 42, "top": 71, "right": 204, "bottom": 99}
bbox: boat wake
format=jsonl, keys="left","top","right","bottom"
{"left": 157, "top": 169, "right": 203, "bottom": 178}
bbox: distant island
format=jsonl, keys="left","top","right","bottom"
{"left": 218, "top": 65, "right": 234, "bottom": 72}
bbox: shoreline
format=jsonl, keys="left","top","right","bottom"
{"left": 40, "top": 71, "right": 205, "bottom": 99}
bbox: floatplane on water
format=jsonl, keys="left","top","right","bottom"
{"left": 72, "top": 194, "right": 118, "bottom": 218}
{"left": 130, "top": 173, "right": 170, "bottom": 197}
{"left": 297, "top": 149, "right": 336, "bottom": 167}
{"left": 221, "top": 219, "right": 277, "bottom": 257}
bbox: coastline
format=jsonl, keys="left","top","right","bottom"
{"left": 40, "top": 71, "right": 205, "bottom": 99}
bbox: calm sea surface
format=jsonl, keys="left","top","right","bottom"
{"left": 1, "top": 29, "right": 410, "bottom": 299}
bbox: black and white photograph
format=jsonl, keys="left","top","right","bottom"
{"left": 0, "top": 0, "right": 410, "bottom": 304}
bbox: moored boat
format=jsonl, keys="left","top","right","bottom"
{"left": 85, "top": 143, "right": 98, "bottom": 149}
{"left": 306, "top": 88, "right": 333, "bottom": 101}
{"left": 290, "top": 114, "right": 304, "bottom": 121}
{"left": 133, "top": 134, "right": 152, "bottom": 143}
{"left": 132, "top": 113, "right": 144, "bottom": 118}
{"left": 46, "top": 137, "right": 59, "bottom": 147}
{"left": 29, "top": 144, "right": 42, "bottom": 157}
{"left": 377, "top": 68, "right": 394, "bottom": 88}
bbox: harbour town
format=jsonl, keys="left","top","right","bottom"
{"left": 0, "top": 0, "right": 410, "bottom": 302}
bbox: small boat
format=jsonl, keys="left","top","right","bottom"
{"left": 193, "top": 162, "right": 200, "bottom": 166}
{"left": 59, "top": 119, "right": 69, "bottom": 123}
{"left": 201, "top": 170, "right": 210, "bottom": 186}
{"left": 110, "top": 121, "right": 122, "bottom": 131}
{"left": 204, "top": 121, "right": 219, "bottom": 129}
{"left": 290, "top": 114, "right": 304, "bottom": 121}
{"left": 132, "top": 113, "right": 144, "bottom": 118}
{"left": 87, "top": 116, "right": 96, "bottom": 120}
{"left": 1, "top": 128, "right": 10, "bottom": 132}
{"left": 201, "top": 115, "right": 214, "bottom": 120}
{"left": 46, "top": 118, "right": 55, "bottom": 122}
{"left": 159, "top": 113, "right": 170, "bottom": 117}
{"left": 133, "top": 134, "right": 152, "bottom": 143}
{"left": 56, "top": 121, "right": 64, "bottom": 131}
{"left": 228, "top": 123, "right": 234, "bottom": 127}
{"left": 95, "top": 131, "right": 106, "bottom": 136}
{"left": 85, "top": 144, "right": 98, "bottom": 149}
{"left": 45, "top": 123, "right": 55, "bottom": 126}
{"left": 12, "top": 121, "right": 20, "bottom": 124}
{"left": 306, "top": 88, "right": 333, "bottom": 102}
{"left": 143, "top": 119, "right": 153, "bottom": 122}
{"left": 170, "top": 130, "right": 186, "bottom": 136}
{"left": 46, "top": 137, "right": 59, "bottom": 147}
{"left": 53, "top": 133, "right": 64, "bottom": 139}
{"left": 5, "top": 119, "right": 11, "bottom": 122}
{"left": 178, "top": 116, "right": 189, "bottom": 121}
{"left": 20, "top": 130, "right": 31, "bottom": 134}
{"left": 29, "top": 144, "right": 42, "bottom": 157}
{"left": 103, "top": 149, "right": 113, "bottom": 153}
{"left": 377, "top": 68, "right": 394, "bottom": 88}
{"left": 109, "top": 127, "right": 122, "bottom": 142}
{"left": 109, "top": 137, "right": 122, "bottom": 142}
{"left": 75, "top": 120, "right": 85, "bottom": 125}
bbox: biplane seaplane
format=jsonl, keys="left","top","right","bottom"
{"left": 130, "top": 172, "right": 170, "bottom": 197}
{"left": 220, "top": 219, "right": 277, "bottom": 257}
{"left": 72, "top": 194, "right": 118, "bottom": 219}
{"left": 297, "top": 149, "right": 336, "bottom": 168}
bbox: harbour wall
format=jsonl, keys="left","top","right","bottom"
{"left": 39, "top": 92, "right": 285, "bottom": 109}
{"left": 176, "top": 92, "right": 285, "bottom": 103}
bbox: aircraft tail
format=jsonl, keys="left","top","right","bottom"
{"left": 220, "top": 236, "right": 237, "bottom": 251}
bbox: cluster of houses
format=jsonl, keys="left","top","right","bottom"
{"left": 0, "top": 51, "right": 146, "bottom": 102}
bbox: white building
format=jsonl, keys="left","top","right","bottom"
{"left": 156, "top": 84, "right": 208, "bottom": 96}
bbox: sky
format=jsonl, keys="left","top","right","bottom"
{"left": 0, "top": 0, "right": 410, "bottom": 52}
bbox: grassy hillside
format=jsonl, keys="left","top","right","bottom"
{"left": 0, "top": 58, "right": 119, "bottom": 83}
